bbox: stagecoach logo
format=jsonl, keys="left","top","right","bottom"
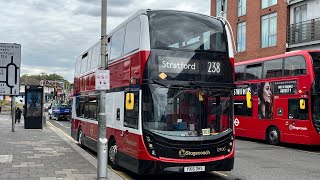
{"left": 289, "top": 124, "right": 307, "bottom": 131}
{"left": 178, "top": 149, "right": 210, "bottom": 157}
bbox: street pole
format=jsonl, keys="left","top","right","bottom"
{"left": 98, "top": 0, "right": 108, "bottom": 179}
{"left": 11, "top": 96, "right": 16, "bottom": 132}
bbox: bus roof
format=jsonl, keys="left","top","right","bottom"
{"left": 235, "top": 50, "right": 320, "bottom": 66}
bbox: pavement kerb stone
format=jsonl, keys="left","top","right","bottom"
{"left": 46, "top": 121, "right": 125, "bottom": 180}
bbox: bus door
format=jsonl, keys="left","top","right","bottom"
{"left": 118, "top": 90, "right": 140, "bottom": 169}
{"left": 284, "top": 98, "right": 309, "bottom": 143}
{"left": 234, "top": 98, "right": 253, "bottom": 137}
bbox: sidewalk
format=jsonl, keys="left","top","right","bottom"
{"left": 0, "top": 113, "right": 124, "bottom": 180}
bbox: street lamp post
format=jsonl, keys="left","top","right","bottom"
{"left": 97, "top": 0, "right": 108, "bottom": 179}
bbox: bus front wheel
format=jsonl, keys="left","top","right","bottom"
{"left": 267, "top": 126, "right": 280, "bottom": 145}
{"left": 78, "top": 128, "right": 84, "bottom": 147}
{"left": 108, "top": 139, "right": 119, "bottom": 170}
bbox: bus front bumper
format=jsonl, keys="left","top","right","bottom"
{"left": 138, "top": 157, "right": 234, "bottom": 175}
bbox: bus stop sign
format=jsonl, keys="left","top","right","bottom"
{"left": 0, "top": 43, "right": 21, "bottom": 95}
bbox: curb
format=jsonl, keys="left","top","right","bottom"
{"left": 46, "top": 121, "right": 125, "bottom": 180}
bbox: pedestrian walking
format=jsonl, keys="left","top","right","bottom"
{"left": 15, "top": 107, "right": 22, "bottom": 124}
{"left": 0, "top": 106, "right": 2, "bottom": 113}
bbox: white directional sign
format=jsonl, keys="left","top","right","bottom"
{"left": 95, "top": 70, "right": 110, "bottom": 90}
{"left": 0, "top": 43, "right": 21, "bottom": 95}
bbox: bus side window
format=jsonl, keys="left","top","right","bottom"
{"left": 246, "top": 63, "right": 262, "bottom": 80}
{"left": 284, "top": 56, "right": 306, "bottom": 76}
{"left": 124, "top": 91, "right": 139, "bottom": 129}
{"left": 288, "top": 99, "right": 308, "bottom": 120}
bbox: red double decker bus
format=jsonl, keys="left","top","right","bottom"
{"left": 71, "top": 9, "right": 236, "bottom": 174}
{"left": 234, "top": 50, "right": 320, "bottom": 145}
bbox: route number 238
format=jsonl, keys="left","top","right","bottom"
{"left": 207, "top": 62, "right": 221, "bottom": 73}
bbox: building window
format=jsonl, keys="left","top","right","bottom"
{"left": 216, "top": 0, "right": 227, "bottom": 17}
{"left": 261, "top": 13, "right": 277, "bottom": 48}
{"left": 262, "top": 0, "right": 277, "bottom": 9}
{"left": 238, "top": 0, "right": 246, "bottom": 17}
{"left": 294, "top": 4, "right": 307, "bottom": 42}
{"left": 237, "top": 22, "right": 246, "bottom": 52}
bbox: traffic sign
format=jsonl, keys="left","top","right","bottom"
{"left": 0, "top": 43, "right": 21, "bottom": 95}
{"left": 95, "top": 70, "right": 110, "bottom": 90}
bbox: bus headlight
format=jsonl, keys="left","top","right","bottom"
{"left": 151, "top": 150, "right": 157, "bottom": 156}
{"left": 145, "top": 135, "right": 152, "bottom": 143}
{"left": 144, "top": 135, "right": 157, "bottom": 157}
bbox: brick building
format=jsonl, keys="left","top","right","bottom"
{"left": 211, "top": 0, "right": 320, "bottom": 62}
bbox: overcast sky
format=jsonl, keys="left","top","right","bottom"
{"left": 0, "top": 0, "right": 210, "bottom": 82}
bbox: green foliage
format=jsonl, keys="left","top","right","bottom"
{"left": 21, "top": 73, "right": 70, "bottom": 85}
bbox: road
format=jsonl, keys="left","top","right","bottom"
{"left": 48, "top": 117, "right": 320, "bottom": 180}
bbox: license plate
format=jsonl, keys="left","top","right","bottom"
{"left": 184, "top": 166, "right": 205, "bottom": 172}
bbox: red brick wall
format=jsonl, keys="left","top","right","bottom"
{"left": 210, "top": 0, "right": 288, "bottom": 62}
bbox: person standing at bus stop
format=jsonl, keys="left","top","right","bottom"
{"left": 15, "top": 107, "right": 22, "bottom": 124}
{"left": 258, "top": 82, "right": 273, "bottom": 119}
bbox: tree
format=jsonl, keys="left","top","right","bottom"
{"left": 21, "top": 73, "right": 70, "bottom": 89}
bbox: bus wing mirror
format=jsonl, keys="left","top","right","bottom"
{"left": 246, "top": 92, "right": 252, "bottom": 108}
{"left": 300, "top": 99, "right": 306, "bottom": 110}
{"left": 125, "top": 93, "right": 134, "bottom": 110}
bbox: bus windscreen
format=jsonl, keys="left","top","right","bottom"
{"left": 148, "top": 10, "right": 227, "bottom": 52}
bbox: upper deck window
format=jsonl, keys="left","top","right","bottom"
{"left": 124, "top": 17, "right": 141, "bottom": 55}
{"left": 148, "top": 11, "right": 227, "bottom": 52}
{"left": 235, "top": 65, "right": 245, "bottom": 81}
{"left": 263, "top": 58, "right": 283, "bottom": 78}
{"left": 284, "top": 55, "right": 306, "bottom": 76}
{"left": 110, "top": 27, "right": 125, "bottom": 60}
{"left": 246, "top": 63, "right": 262, "bottom": 80}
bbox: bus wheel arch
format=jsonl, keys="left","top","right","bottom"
{"left": 266, "top": 126, "right": 280, "bottom": 145}
{"left": 108, "top": 136, "right": 119, "bottom": 170}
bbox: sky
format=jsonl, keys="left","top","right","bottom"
{"left": 0, "top": 0, "right": 210, "bottom": 82}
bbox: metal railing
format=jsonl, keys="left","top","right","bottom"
{"left": 287, "top": 18, "right": 320, "bottom": 45}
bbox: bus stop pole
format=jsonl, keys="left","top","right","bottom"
{"left": 98, "top": 0, "right": 108, "bottom": 179}
{"left": 11, "top": 96, "right": 16, "bottom": 132}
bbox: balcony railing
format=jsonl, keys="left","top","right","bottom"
{"left": 287, "top": 18, "right": 320, "bottom": 45}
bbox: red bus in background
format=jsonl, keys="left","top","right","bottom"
{"left": 71, "top": 9, "right": 236, "bottom": 174}
{"left": 234, "top": 50, "right": 320, "bottom": 145}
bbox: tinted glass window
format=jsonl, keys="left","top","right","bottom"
{"left": 148, "top": 10, "right": 227, "bottom": 52}
{"left": 124, "top": 91, "right": 139, "bottom": 129}
{"left": 75, "top": 57, "right": 81, "bottom": 76}
{"left": 284, "top": 56, "right": 306, "bottom": 76}
{"left": 110, "top": 27, "right": 125, "bottom": 60}
{"left": 86, "top": 49, "right": 93, "bottom": 71}
{"left": 91, "top": 43, "right": 100, "bottom": 68}
{"left": 288, "top": 99, "right": 308, "bottom": 120}
{"left": 235, "top": 65, "right": 245, "bottom": 81}
{"left": 234, "top": 100, "right": 252, "bottom": 116}
{"left": 80, "top": 53, "right": 88, "bottom": 73}
{"left": 124, "top": 18, "right": 141, "bottom": 55}
{"left": 246, "top": 64, "right": 262, "bottom": 80}
{"left": 263, "top": 59, "right": 283, "bottom": 78}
